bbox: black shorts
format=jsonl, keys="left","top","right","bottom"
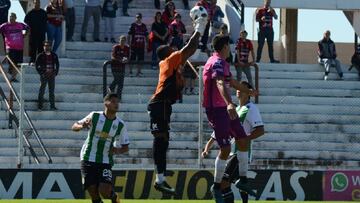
{"left": 130, "top": 48, "right": 145, "bottom": 62}
{"left": 222, "top": 154, "right": 240, "bottom": 183}
{"left": 147, "top": 102, "right": 172, "bottom": 134}
{"left": 80, "top": 160, "right": 113, "bottom": 190}
{"left": 6, "top": 49, "right": 23, "bottom": 74}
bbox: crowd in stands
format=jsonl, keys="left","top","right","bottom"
{"left": 1, "top": 0, "right": 360, "bottom": 108}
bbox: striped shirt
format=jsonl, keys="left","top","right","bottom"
{"left": 78, "top": 111, "right": 130, "bottom": 165}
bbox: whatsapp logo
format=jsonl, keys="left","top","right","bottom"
{"left": 331, "top": 172, "right": 349, "bottom": 192}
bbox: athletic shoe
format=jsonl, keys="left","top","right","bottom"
{"left": 270, "top": 59, "right": 280, "bottom": 63}
{"left": 324, "top": 75, "right": 328, "bottom": 81}
{"left": 210, "top": 184, "right": 224, "bottom": 203}
{"left": 154, "top": 181, "right": 176, "bottom": 195}
{"left": 235, "top": 179, "right": 256, "bottom": 197}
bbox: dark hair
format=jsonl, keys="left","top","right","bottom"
{"left": 154, "top": 11, "right": 162, "bottom": 21}
{"left": 240, "top": 81, "right": 253, "bottom": 100}
{"left": 220, "top": 23, "right": 228, "bottom": 30}
{"left": 43, "top": 40, "right": 52, "bottom": 45}
{"left": 103, "top": 93, "right": 118, "bottom": 102}
{"left": 212, "top": 35, "right": 230, "bottom": 52}
{"left": 156, "top": 45, "right": 172, "bottom": 60}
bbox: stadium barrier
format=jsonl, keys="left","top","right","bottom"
{"left": 1, "top": 169, "right": 358, "bottom": 200}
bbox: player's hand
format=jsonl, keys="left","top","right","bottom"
{"left": 227, "top": 103, "right": 238, "bottom": 120}
{"left": 82, "top": 119, "right": 91, "bottom": 129}
{"left": 201, "top": 151, "right": 208, "bottom": 158}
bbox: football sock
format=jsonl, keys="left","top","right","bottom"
{"left": 240, "top": 191, "right": 249, "bottom": 203}
{"left": 111, "top": 190, "right": 118, "bottom": 203}
{"left": 222, "top": 187, "right": 234, "bottom": 203}
{"left": 153, "top": 135, "right": 169, "bottom": 175}
{"left": 237, "top": 151, "right": 248, "bottom": 177}
{"left": 214, "top": 156, "right": 227, "bottom": 183}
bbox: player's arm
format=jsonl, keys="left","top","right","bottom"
{"left": 112, "top": 145, "right": 129, "bottom": 154}
{"left": 247, "top": 126, "right": 264, "bottom": 140}
{"left": 270, "top": 7, "right": 278, "bottom": 19}
{"left": 72, "top": 112, "right": 93, "bottom": 132}
{"left": 216, "top": 77, "right": 237, "bottom": 120}
{"left": 246, "top": 107, "right": 265, "bottom": 140}
{"left": 202, "top": 137, "right": 215, "bottom": 158}
{"left": 179, "top": 31, "right": 201, "bottom": 62}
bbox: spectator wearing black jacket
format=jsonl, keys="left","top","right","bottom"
{"left": 35, "top": 41, "right": 59, "bottom": 110}
{"left": 351, "top": 44, "right": 360, "bottom": 79}
{"left": 0, "top": 0, "right": 10, "bottom": 25}
{"left": 25, "top": 0, "right": 48, "bottom": 63}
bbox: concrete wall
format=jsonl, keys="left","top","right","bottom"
{"left": 251, "top": 40, "right": 354, "bottom": 64}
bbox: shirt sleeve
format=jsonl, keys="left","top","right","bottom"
{"left": 77, "top": 112, "right": 94, "bottom": 124}
{"left": 114, "top": 124, "right": 130, "bottom": 147}
{"left": 211, "top": 59, "right": 225, "bottom": 79}
{"left": 247, "top": 105, "right": 264, "bottom": 129}
{"left": 128, "top": 24, "right": 134, "bottom": 35}
{"left": 249, "top": 41, "right": 253, "bottom": 50}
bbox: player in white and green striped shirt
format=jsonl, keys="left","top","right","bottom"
{"left": 72, "top": 93, "right": 129, "bottom": 203}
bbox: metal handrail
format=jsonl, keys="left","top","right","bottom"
{"left": 0, "top": 56, "right": 52, "bottom": 164}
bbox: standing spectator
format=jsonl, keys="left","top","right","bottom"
{"left": 46, "top": 0, "right": 65, "bottom": 53}
{"left": 318, "top": 30, "right": 343, "bottom": 80}
{"left": 351, "top": 45, "right": 360, "bottom": 79}
{"left": 64, "top": 0, "right": 75, "bottom": 41}
{"left": 102, "top": 0, "right": 118, "bottom": 43}
{"left": 183, "top": 62, "right": 197, "bottom": 95}
{"left": 0, "top": 13, "right": 29, "bottom": 82}
{"left": 161, "top": 1, "right": 177, "bottom": 26}
{"left": 210, "top": 1, "right": 224, "bottom": 41}
{"left": 169, "top": 13, "right": 186, "bottom": 50}
{"left": 235, "top": 30, "right": 258, "bottom": 86}
{"left": 122, "top": 0, "right": 132, "bottom": 16}
{"left": 255, "top": 0, "right": 279, "bottom": 63}
{"left": 35, "top": 41, "right": 59, "bottom": 110}
{"left": 150, "top": 11, "right": 168, "bottom": 69}
{"left": 157, "top": 0, "right": 189, "bottom": 10}
{"left": 110, "top": 35, "right": 129, "bottom": 101}
{"left": 219, "top": 24, "right": 233, "bottom": 64}
{"left": 81, "top": 0, "right": 101, "bottom": 42}
{"left": 196, "top": 0, "right": 215, "bottom": 52}
{"left": 25, "top": 0, "right": 47, "bottom": 64}
{"left": 0, "top": 0, "right": 10, "bottom": 25}
{"left": 128, "top": 13, "right": 148, "bottom": 77}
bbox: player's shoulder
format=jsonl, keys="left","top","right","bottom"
{"left": 91, "top": 111, "right": 103, "bottom": 117}
{"left": 115, "top": 117, "right": 127, "bottom": 128}
{"left": 247, "top": 102, "right": 260, "bottom": 113}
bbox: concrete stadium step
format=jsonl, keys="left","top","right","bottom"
{"left": 259, "top": 133, "right": 360, "bottom": 143}
{"left": 73, "top": 0, "right": 197, "bottom": 8}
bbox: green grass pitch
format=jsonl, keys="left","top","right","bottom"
{"left": 0, "top": 201, "right": 353, "bottom": 203}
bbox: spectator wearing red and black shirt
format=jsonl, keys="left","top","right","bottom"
{"left": 196, "top": 0, "right": 216, "bottom": 52}
{"left": 235, "top": 30, "right": 257, "bottom": 86}
{"left": 161, "top": 1, "right": 177, "bottom": 26}
{"left": 110, "top": 35, "right": 130, "bottom": 101}
{"left": 255, "top": 0, "right": 279, "bottom": 63}
{"left": 128, "top": 13, "right": 148, "bottom": 77}
{"left": 35, "top": 41, "right": 59, "bottom": 110}
{"left": 169, "top": 13, "right": 186, "bottom": 50}
{"left": 46, "top": 0, "right": 65, "bottom": 53}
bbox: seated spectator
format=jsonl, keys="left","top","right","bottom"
{"left": 161, "top": 1, "right": 177, "bottom": 26}
{"left": 350, "top": 45, "right": 360, "bottom": 79}
{"left": 110, "top": 35, "right": 129, "bottom": 101}
{"left": 24, "top": 0, "right": 47, "bottom": 64}
{"left": 318, "top": 30, "right": 343, "bottom": 80}
{"left": 46, "top": 0, "right": 65, "bottom": 52}
{"left": 0, "top": 12, "right": 29, "bottom": 82}
{"left": 169, "top": 13, "right": 186, "bottom": 50}
{"left": 35, "top": 41, "right": 59, "bottom": 110}
{"left": 102, "top": 0, "right": 118, "bottom": 43}
{"left": 128, "top": 13, "right": 148, "bottom": 77}
{"left": 235, "top": 30, "right": 258, "bottom": 86}
{"left": 150, "top": 11, "right": 168, "bottom": 69}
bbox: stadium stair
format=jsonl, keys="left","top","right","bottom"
{"left": 0, "top": 0, "right": 360, "bottom": 170}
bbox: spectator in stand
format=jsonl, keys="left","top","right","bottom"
{"left": 25, "top": 0, "right": 47, "bottom": 64}
{"left": 255, "top": 0, "right": 280, "bottom": 63}
{"left": 196, "top": 0, "right": 215, "bottom": 52}
{"left": 64, "top": 0, "right": 75, "bottom": 41}
{"left": 169, "top": 13, "right": 186, "bottom": 50}
{"left": 210, "top": 0, "right": 224, "bottom": 41}
{"left": 0, "top": 13, "right": 29, "bottom": 82}
{"left": 150, "top": 11, "right": 169, "bottom": 69}
{"left": 35, "top": 41, "right": 59, "bottom": 110}
{"left": 128, "top": 13, "right": 148, "bottom": 77}
{"left": 122, "top": 0, "right": 132, "bottom": 16}
{"left": 156, "top": 0, "right": 189, "bottom": 10}
{"left": 219, "top": 24, "right": 233, "bottom": 64}
{"left": 46, "top": 0, "right": 65, "bottom": 53}
{"left": 102, "top": 0, "right": 118, "bottom": 43}
{"left": 110, "top": 35, "right": 129, "bottom": 101}
{"left": 183, "top": 62, "right": 197, "bottom": 95}
{"left": 235, "top": 30, "right": 257, "bottom": 86}
{"left": 318, "top": 30, "right": 343, "bottom": 80}
{"left": 161, "top": 1, "right": 177, "bottom": 26}
{"left": 0, "top": 0, "right": 10, "bottom": 26}
{"left": 81, "top": 0, "right": 101, "bottom": 42}
{"left": 350, "top": 45, "right": 360, "bottom": 80}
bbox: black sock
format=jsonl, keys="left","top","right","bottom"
{"left": 213, "top": 182, "right": 221, "bottom": 189}
{"left": 222, "top": 187, "right": 234, "bottom": 203}
{"left": 92, "top": 198, "right": 103, "bottom": 203}
{"left": 111, "top": 191, "right": 118, "bottom": 203}
{"left": 241, "top": 191, "right": 249, "bottom": 203}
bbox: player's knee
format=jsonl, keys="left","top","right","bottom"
{"left": 87, "top": 185, "right": 100, "bottom": 199}
{"left": 98, "top": 185, "right": 112, "bottom": 199}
